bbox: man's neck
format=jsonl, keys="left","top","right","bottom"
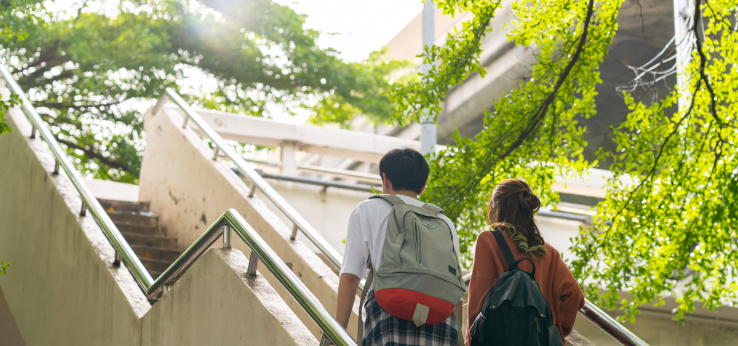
{"left": 386, "top": 189, "right": 418, "bottom": 199}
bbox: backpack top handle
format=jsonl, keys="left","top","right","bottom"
{"left": 491, "top": 230, "right": 536, "bottom": 277}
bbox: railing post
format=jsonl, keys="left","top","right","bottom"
{"left": 53, "top": 161, "right": 60, "bottom": 175}
{"left": 182, "top": 116, "right": 189, "bottom": 129}
{"left": 29, "top": 125, "right": 36, "bottom": 139}
{"left": 290, "top": 224, "right": 298, "bottom": 241}
{"left": 212, "top": 147, "right": 219, "bottom": 161}
{"left": 79, "top": 200, "right": 87, "bottom": 216}
{"left": 162, "top": 284, "right": 171, "bottom": 296}
{"left": 248, "top": 183, "right": 256, "bottom": 198}
{"left": 247, "top": 251, "right": 259, "bottom": 276}
{"left": 223, "top": 224, "right": 231, "bottom": 249}
{"left": 113, "top": 251, "right": 122, "bottom": 267}
{"left": 319, "top": 334, "right": 332, "bottom": 346}
{"left": 280, "top": 140, "right": 297, "bottom": 175}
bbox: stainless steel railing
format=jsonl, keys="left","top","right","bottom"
{"left": 158, "top": 88, "right": 344, "bottom": 269}
{"left": 0, "top": 65, "right": 154, "bottom": 290}
{"left": 157, "top": 88, "right": 648, "bottom": 346}
{"left": 0, "top": 65, "right": 355, "bottom": 346}
{"left": 151, "top": 209, "right": 356, "bottom": 346}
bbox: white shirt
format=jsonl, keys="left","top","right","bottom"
{"left": 340, "top": 194, "right": 461, "bottom": 290}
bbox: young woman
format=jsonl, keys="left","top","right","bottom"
{"left": 465, "top": 179, "right": 584, "bottom": 345}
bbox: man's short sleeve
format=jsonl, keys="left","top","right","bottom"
{"left": 339, "top": 206, "right": 368, "bottom": 279}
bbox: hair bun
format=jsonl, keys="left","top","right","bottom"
{"left": 525, "top": 190, "right": 541, "bottom": 212}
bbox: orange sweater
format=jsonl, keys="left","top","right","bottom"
{"left": 465, "top": 231, "right": 584, "bottom": 345}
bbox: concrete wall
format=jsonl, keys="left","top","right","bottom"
{"left": 138, "top": 107, "right": 361, "bottom": 339}
{"left": 0, "top": 106, "right": 316, "bottom": 345}
{"left": 141, "top": 249, "right": 316, "bottom": 345}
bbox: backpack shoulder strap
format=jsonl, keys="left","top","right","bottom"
{"left": 421, "top": 202, "right": 443, "bottom": 215}
{"left": 491, "top": 230, "right": 517, "bottom": 271}
{"left": 358, "top": 255, "right": 375, "bottom": 340}
{"left": 369, "top": 194, "right": 405, "bottom": 206}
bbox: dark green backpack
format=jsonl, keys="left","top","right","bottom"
{"left": 468, "top": 230, "right": 563, "bottom": 346}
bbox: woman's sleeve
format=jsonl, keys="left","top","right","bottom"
{"left": 465, "top": 231, "right": 498, "bottom": 346}
{"left": 555, "top": 255, "right": 585, "bottom": 337}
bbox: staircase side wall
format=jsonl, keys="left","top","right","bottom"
{"left": 0, "top": 107, "right": 317, "bottom": 345}
{"left": 0, "top": 107, "right": 146, "bottom": 345}
{"left": 141, "top": 249, "right": 317, "bottom": 346}
{"left": 139, "top": 107, "right": 360, "bottom": 339}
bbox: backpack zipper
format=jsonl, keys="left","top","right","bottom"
{"left": 413, "top": 219, "right": 421, "bottom": 263}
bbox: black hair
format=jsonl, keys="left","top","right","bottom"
{"left": 378, "top": 148, "right": 429, "bottom": 194}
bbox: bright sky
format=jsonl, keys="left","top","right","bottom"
{"left": 275, "top": 0, "right": 423, "bottom": 62}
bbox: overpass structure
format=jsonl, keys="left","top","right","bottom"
{"left": 384, "top": 0, "right": 678, "bottom": 169}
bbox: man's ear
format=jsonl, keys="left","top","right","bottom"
{"left": 419, "top": 183, "right": 427, "bottom": 195}
{"left": 382, "top": 173, "right": 392, "bottom": 192}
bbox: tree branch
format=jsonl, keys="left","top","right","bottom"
{"left": 497, "top": 0, "right": 595, "bottom": 159}
{"left": 11, "top": 41, "right": 62, "bottom": 75}
{"left": 694, "top": 0, "right": 722, "bottom": 133}
{"left": 438, "top": 0, "right": 597, "bottom": 204}
{"left": 55, "top": 136, "right": 132, "bottom": 173}
{"left": 598, "top": 70, "right": 701, "bottom": 248}
{"left": 42, "top": 70, "right": 75, "bottom": 84}
{"left": 72, "top": 0, "right": 90, "bottom": 26}
{"left": 18, "top": 56, "right": 70, "bottom": 85}
{"left": 598, "top": 0, "right": 728, "bottom": 246}
{"left": 36, "top": 99, "right": 123, "bottom": 111}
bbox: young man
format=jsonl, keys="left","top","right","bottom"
{"left": 336, "top": 148, "right": 464, "bottom": 345}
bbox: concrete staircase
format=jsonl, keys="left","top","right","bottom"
{"left": 99, "top": 199, "right": 180, "bottom": 279}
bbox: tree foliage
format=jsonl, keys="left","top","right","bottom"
{"left": 571, "top": 0, "right": 738, "bottom": 322}
{"left": 0, "top": 0, "right": 35, "bottom": 135}
{"left": 397, "top": 0, "right": 737, "bottom": 321}
{"left": 404, "top": 0, "right": 617, "bottom": 263}
{"left": 0, "top": 0, "right": 399, "bottom": 182}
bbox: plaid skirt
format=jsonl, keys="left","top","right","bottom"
{"left": 362, "top": 290, "right": 459, "bottom": 346}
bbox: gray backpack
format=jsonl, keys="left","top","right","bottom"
{"left": 359, "top": 195, "right": 466, "bottom": 341}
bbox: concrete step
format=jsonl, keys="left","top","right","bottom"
{"left": 108, "top": 212, "right": 159, "bottom": 227}
{"left": 132, "top": 245, "right": 182, "bottom": 262}
{"left": 99, "top": 199, "right": 150, "bottom": 213}
{"left": 121, "top": 232, "right": 177, "bottom": 249}
{"left": 115, "top": 223, "right": 166, "bottom": 237}
{"left": 100, "top": 199, "right": 182, "bottom": 288}
{"left": 140, "top": 257, "right": 174, "bottom": 274}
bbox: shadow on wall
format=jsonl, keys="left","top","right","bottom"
{"left": 0, "top": 285, "right": 25, "bottom": 346}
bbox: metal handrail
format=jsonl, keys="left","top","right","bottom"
{"left": 160, "top": 88, "right": 344, "bottom": 270}
{"left": 231, "top": 167, "right": 379, "bottom": 193}
{"left": 0, "top": 65, "right": 154, "bottom": 290}
{"left": 1, "top": 66, "right": 355, "bottom": 346}
{"left": 158, "top": 88, "right": 648, "bottom": 345}
{"left": 4, "top": 64, "right": 642, "bottom": 346}
{"left": 151, "top": 209, "right": 356, "bottom": 346}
